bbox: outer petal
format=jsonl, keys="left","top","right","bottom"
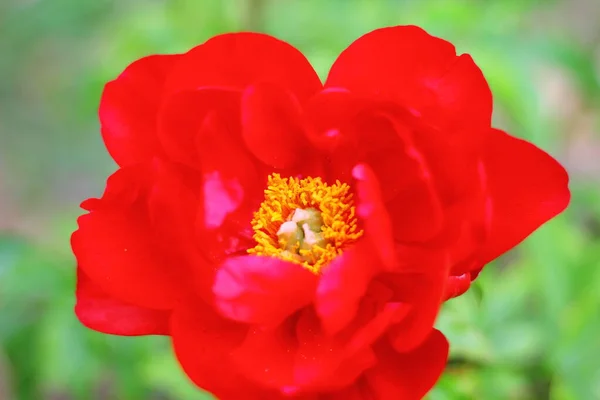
{"left": 71, "top": 165, "right": 190, "bottom": 310}
{"left": 72, "top": 209, "right": 182, "bottom": 309}
{"left": 316, "top": 239, "right": 381, "bottom": 335}
{"left": 100, "top": 54, "right": 180, "bottom": 166}
{"left": 326, "top": 26, "right": 455, "bottom": 93}
{"left": 479, "top": 129, "right": 570, "bottom": 264}
{"left": 146, "top": 160, "right": 202, "bottom": 258}
{"left": 442, "top": 273, "right": 472, "bottom": 301}
{"left": 146, "top": 160, "right": 214, "bottom": 300}
{"left": 365, "top": 329, "right": 449, "bottom": 400}
{"left": 326, "top": 26, "right": 492, "bottom": 131}
{"left": 231, "top": 307, "right": 381, "bottom": 394}
{"left": 75, "top": 267, "right": 170, "bottom": 336}
{"left": 213, "top": 256, "right": 318, "bottom": 326}
{"left": 230, "top": 319, "right": 297, "bottom": 390}
{"left": 291, "top": 307, "right": 380, "bottom": 392}
{"left": 430, "top": 53, "right": 492, "bottom": 133}
{"left": 324, "top": 385, "right": 369, "bottom": 400}
{"left": 411, "top": 122, "right": 484, "bottom": 217}
{"left": 241, "top": 83, "right": 309, "bottom": 169}
{"left": 445, "top": 159, "right": 492, "bottom": 275}
{"left": 386, "top": 269, "right": 447, "bottom": 353}
{"left": 382, "top": 245, "right": 449, "bottom": 352}
{"left": 157, "top": 88, "right": 239, "bottom": 168}
{"left": 170, "top": 297, "right": 276, "bottom": 400}
{"left": 294, "top": 301, "right": 401, "bottom": 393}
{"left": 166, "top": 33, "right": 322, "bottom": 103}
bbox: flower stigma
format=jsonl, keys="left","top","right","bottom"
{"left": 248, "top": 174, "right": 363, "bottom": 273}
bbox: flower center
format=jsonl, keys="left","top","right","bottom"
{"left": 248, "top": 174, "right": 363, "bottom": 274}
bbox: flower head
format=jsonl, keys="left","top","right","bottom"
{"left": 72, "top": 26, "right": 570, "bottom": 399}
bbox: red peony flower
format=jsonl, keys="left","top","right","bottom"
{"left": 71, "top": 26, "right": 570, "bottom": 399}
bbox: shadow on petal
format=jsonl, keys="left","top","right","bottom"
{"left": 214, "top": 255, "right": 318, "bottom": 326}
{"left": 365, "top": 329, "right": 449, "bottom": 400}
{"left": 75, "top": 267, "right": 170, "bottom": 336}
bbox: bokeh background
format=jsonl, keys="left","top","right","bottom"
{"left": 1, "top": 0, "right": 599, "bottom": 399}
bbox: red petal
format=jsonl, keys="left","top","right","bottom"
{"left": 232, "top": 309, "right": 373, "bottom": 395}
{"left": 166, "top": 33, "right": 322, "bottom": 103}
{"left": 352, "top": 164, "right": 395, "bottom": 268}
{"left": 78, "top": 167, "right": 145, "bottom": 215}
{"left": 381, "top": 123, "right": 444, "bottom": 242}
{"left": 446, "top": 159, "right": 492, "bottom": 275}
{"left": 71, "top": 208, "right": 182, "bottom": 310}
{"left": 326, "top": 28, "right": 491, "bottom": 229}
{"left": 429, "top": 53, "right": 492, "bottom": 132}
{"left": 316, "top": 240, "right": 381, "bottom": 335}
{"left": 304, "top": 89, "right": 364, "bottom": 152}
{"left": 480, "top": 129, "right": 570, "bottom": 264}
{"left": 391, "top": 242, "right": 448, "bottom": 276}
{"left": 75, "top": 267, "right": 170, "bottom": 336}
{"left": 72, "top": 163, "right": 197, "bottom": 309}
{"left": 147, "top": 160, "right": 201, "bottom": 252}
{"left": 345, "top": 303, "right": 402, "bottom": 356}
{"left": 194, "top": 111, "right": 264, "bottom": 264}
{"left": 241, "top": 83, "right": 308, "bottom": 169}
{"left": 327, "top": 26, "right": 454, "bottom": 93}
{"left": 306, "top": 94, "right": 444, "bottom": 245}
{"left": 195, "top": 169, "right": 258, "bottom": 264}
{"left": 231, "top": 321, "right": 297, "bottom": 390}
{"left": 442, "top": 273, "right": 472, "bottom": 301}
{"left": 384, "top": 246, "right": 449, "bottom": 352}
{"left": 326, "top": 26, "right": 491, "bottom": 131}
{"left": 171, "top": 297, "right": 275, "bottom": 399}
{"left": 96, "top": 165, "right": 149, "bottom": 208}
{"left": 146, "top": 160, "right": 213, "bottom": 300}
{"left": 304, "top": 90, "right": 367, "bottom": 185}
{"left": 324, "top": 384, "right": 369, "bottom": 400}
{"left": 213, "top": 255, "right": 317, "bottom": 326}
{"left": 306, "top": 91, "right": 442, "bottom": 221}
{"left": 291, "top": 308, "right": 375, "bottom": 392}
{"left": 386, "top": 275, "right": 447, "bottom": 353}
{"left": 196, "top": 111, "right": 259, "bottom": 186}
{"left": 409, "top": 115, "right": 482, "bottom": 209}
{"left": 365, "top": 330, "right": 449, "bottom": 400}
{"left": 357, "top": 111, "right": 437, "bottom": 207}
{"left": 232, "top": 307, "right": 379, "bottom": 394}
{"left": 322, "top": 349, "right": 376, "bottom": 393}
{"left": 99, "top": 54, "right": 180, "bottom": 166}
{"left": 305, "top": 91, "right": 443, "bottom": 236}
{"left": 157, "top": 88, "right": 239, "bottom": 168}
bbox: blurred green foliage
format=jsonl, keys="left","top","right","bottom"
{"left": 1, "top": 0, "right": 599, "bottom": 399}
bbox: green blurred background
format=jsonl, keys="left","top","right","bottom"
{"left": 1, "top": 0, "right": 599, "bottom": 399}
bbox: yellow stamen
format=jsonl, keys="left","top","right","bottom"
{"left": 248, "top": 174, "right": 363, "bottom": 274}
